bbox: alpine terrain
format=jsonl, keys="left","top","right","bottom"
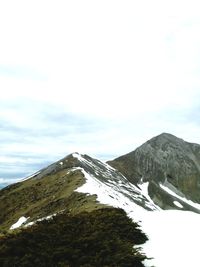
{"left": 108, "top": 132, "right": 200, "bottom": 213}
{"left": 0, "top": 133, "right": 200, "bottom": 267}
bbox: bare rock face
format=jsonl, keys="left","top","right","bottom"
{"left": 108, "top": 133, "right": 200, "bottom": 205}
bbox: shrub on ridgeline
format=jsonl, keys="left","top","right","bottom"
{"left": 0, "top": 208, "right": 148, "bottom": 267}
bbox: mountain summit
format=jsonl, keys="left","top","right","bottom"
{"left": 108, "top": 133, "right": 200, "bottom": 212}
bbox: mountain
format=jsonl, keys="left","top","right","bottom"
{"left": 1, "top": 133, "right": 200, "bottom": 266}
{"left": 108, "top": 133, "right": 200, "bottom": 212}
{"left": 0, "top": 152, "right": 156, "bottom": 266}
{"left": 0, "top": 152, "right": 160, "bottom": 233}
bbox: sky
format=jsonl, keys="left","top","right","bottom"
{"left": 1, "top": 0, "right": 200, "bottom": 185}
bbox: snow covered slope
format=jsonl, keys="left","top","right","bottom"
{"left": 72, "top": 153, "right": 159, "bottom": 212}
{"left": 74, "top": 153, "right": 200, "bottom": 267}
{"left": 141, "top": 210, "right": 200, "bottom": 267}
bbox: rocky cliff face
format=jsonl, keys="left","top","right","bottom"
{"left": 108, "top": 133, "right": 200, "bottom": 209}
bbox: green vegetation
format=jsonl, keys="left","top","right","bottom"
{"left": 0, "top": 208, "right": 148, "bottom": 267}
{"left": 0, "top": 169, "right": 105, "bottom": 232}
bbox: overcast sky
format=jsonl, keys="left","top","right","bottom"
{"left": 1, "top": 0, "right": 200, "bottom": 184}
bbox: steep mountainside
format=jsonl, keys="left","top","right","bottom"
{"left": 108, "top": 133, "right": 200, "bottom": 212}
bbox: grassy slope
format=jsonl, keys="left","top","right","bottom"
{"left": 0, "top": 169, "right": 105, "bottom": 232}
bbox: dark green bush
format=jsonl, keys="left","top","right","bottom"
{"left": 0, "top": 208, "right": 148, "bottom": 267}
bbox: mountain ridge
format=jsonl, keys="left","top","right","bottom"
{"left": 1, "top": 133, "right": 200, "bottom": 233}
{"left": 0, "top": 152, "right": 162, "bottom": 232}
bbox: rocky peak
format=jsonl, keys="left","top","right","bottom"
{"left": 108, "top": 133, "right": 200, "bottom": 207}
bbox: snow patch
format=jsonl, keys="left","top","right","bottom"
{"left": 173, "top": 201, "right": 183, "bottom": 208}
{"left": 72, "top": 152, "right": 83, "bottom": 161}
{"left": 160, "top": 183, "right": 200, "bottom": 210}
{"left": 10, "top": 216, "right": 29, "bottom": 230}
{"left": 24, "top": 213, "right": 57, "bottom": 227}
{"left": 72, "top": 153, "right": 159, "bottom": 210}
{"left": 138, "top": 182, "right": 161, "bottom": 211}
{"left": 75, "top": 168, "right": 156, "bottom": 223}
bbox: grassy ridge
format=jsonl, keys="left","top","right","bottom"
{"left": 0, "top": 169, "right": 105, "bottom": 232}
{"left": 0, "top": 208, "right": 148, "bottom": 267}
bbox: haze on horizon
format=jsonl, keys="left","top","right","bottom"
{"left": 1, "top": 0, "right": 200, "bottom": 184}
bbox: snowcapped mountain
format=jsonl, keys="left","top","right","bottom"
{"left": 1, "top": 133, "right": 200, "bottom": 266}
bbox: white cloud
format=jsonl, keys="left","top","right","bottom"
{"left": 0, "top": 1, "right": 199, "bottom": 112}
{"left": 1, "top": 1, "right": 200, "bottom": 180}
